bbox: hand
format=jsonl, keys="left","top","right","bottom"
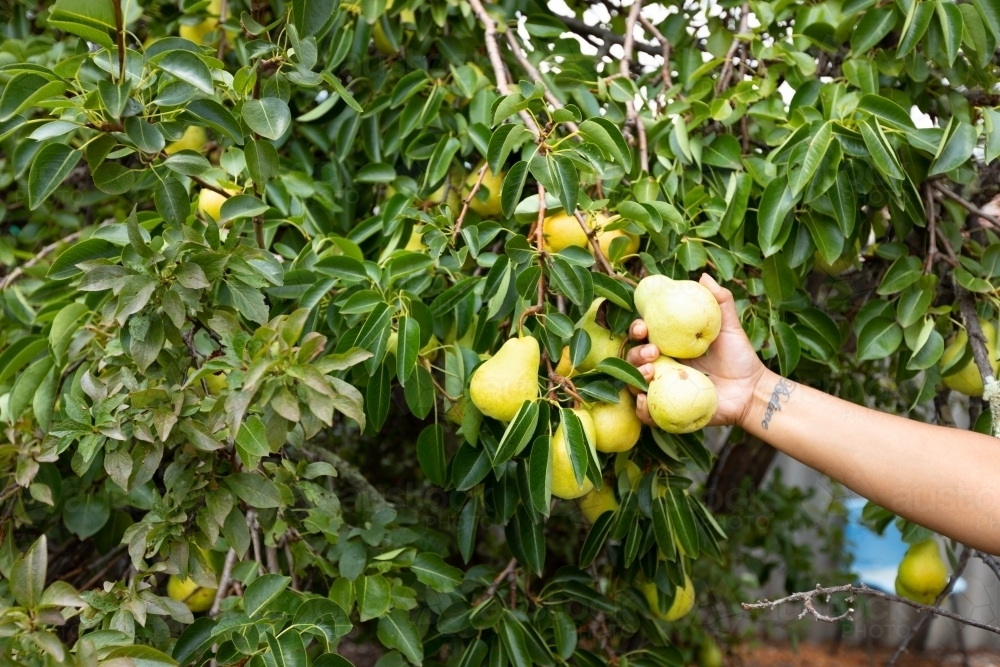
{"left": 626, "top": 273, "right": 767, "bottom": 428}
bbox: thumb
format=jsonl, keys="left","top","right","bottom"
{"left": 699, "top": 273, "right": 741, "bottom": 332}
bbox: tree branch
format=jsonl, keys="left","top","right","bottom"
{"left": 716, "top": 4, "right": 749, "bottom": 94}
{"left": 503, "top": 30, "right": 579, "bottom": 134}
{"left": 453, "top": 163, "right": 487, "bottom": 242}
{"left": 620, "top": 0, "right": 648, "bottom": 172}
{"left": 472, "top": 558, "right": 517, "bottom": 607}
{"left": 112, "top": 0, "right": 125, "bottom": 85}
{"left": 293, "top": 442, "right": 393, "bottom": 511}
{"left": 932, "top": 181, "right": 1000, "bottom": 229}
{"left": 638, "top": 14, "right": 672, "bottom": 90}
{"left": 556, "top": 14, "right": 661, "bottom": 57}
{"left": 574, "top": 211, "right": 614, "bottom": 276}
{"left": 209, "top": 548, "right": 237, "bottom": 617}
{"left": 954, "top": 280, "right": 996, "bottom": 387}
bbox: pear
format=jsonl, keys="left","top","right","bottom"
{"left": 165, "top": 126, "right": 207, "bottom": 155}
{"left": 593, "top": 213, "right": 640, "bottom": 259}
{"left": 590, "top": 388, "right": 642, "bottom": 453}
{"left": 466, "top": 164, "right": 504, "bottom": 218}
{"left": 167, "top": 576, "right": 216, "bottom": 613}
{"left": 699, "top": 638, "right": 723, "bottom": 667}
{"left": 640, "top": 574, "right": 695, "bottom": 621}
{"left": 895, "top": 539, "right": 948, "bottom": 605}
{"left": 578, "top": 484, "right": 617, "bottom": 522}
{"left": 942, "top": 321, "right": 998, "bottom": 397}
{"left": 646, "top": 357, "right": 717, "bottom": 433}
{"left": 633, "top": 275, "right": 722, "bottom": 358}
{"left": 469, "top": 336, "right": 539, "bottom": 422}
{"left": 576, "top": 299, "right": 625, "bottom": 373}
{"left": 551, "top": 409, "right": 598, "bottom": 499}
{"left": 179, "top": 0, "right": 227, "bottom": 44}
{"left": 554, "top": 346, "right": 574, "bottom": 376}
{"left": 198, "top": 189, "right": 226, "bottom": 222}
{"left": 405, "top": 225, "right": 427, "bottom": 251}
{"left": 542, "top": 211, "right": 589, "bottom": 253}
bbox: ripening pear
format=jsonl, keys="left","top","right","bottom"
{"left": 646, "top": 357, "right": 717, "bottom": 433}
{"left": 405, "top": 225, "right": 427, "bottom": 251}
{"left": 593, "top": 213, "right": 640, "bottom": 259}
{"left": 551, "top": 409, "right": 597, "bottom": 499}
{"left": 589, "top": 388, "right": 642, "bottom": 453}
{"left": 165, "top": 126, "right": 207, "bottom": 155}
{"left": 167, "top": 576, "right": 216, "bottom": 613}
{"left": 198, "top": 189, "right": 227, "bottom": 222}
{"left": 578, "top": 484, "right": 617, "bottom": 522}
{"left": 542, "top": 211, "right": 589, "bottom": 253}
{"left": 942, "top": 321, "right": 998, "bottom": 397}
{"left": 554, "top": 346, "right": 574, "bottom": 377}
{"left": 895, "top": 539, "right": 949, "bottom": 605}
{"left": 466, "top": 164, "right": 504, "bottom": 218}
{"left": 641, "top": 574, "right": 695, "bottom": 621}
{"left": 179, "top": 0, "right": 230, "bottom": 45}
{"left": 469, "top": 336, "right": 539, "bottom": 422}
{"left": 633, "top": 275, "right": 722, "bottom": 358}
{"left": 577, "top": 299, "right": 625, "bottom": 373}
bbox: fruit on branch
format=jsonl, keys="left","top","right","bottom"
{"left": 204, "top": 372, "right": 228, "bottom": 395}
{"left": 554, "top": 346, "right": 574, "bottom": 376}
{"left": 589, "top": 388, "right": 642, "bottom": 452}
{"left": 593, "top": 213, "right": 640, "bottom": 259}
{"left": 542, "top": 211, "right": 589, "bottom": 253}
{"left": 179, "top": 0, "right": 228, "bottom": 44}
{"left": 167, "top": 576, "right": 216, "bottom": 613}
{"left": 634, "top": 275, "right": 722, "bottom": 358}
{"left": 465, "top": 163, "right": 504, "bottom": 218}
{"left": 198, "top": 189, "right": 227, "bottom": 222}
{"left": 645, "top": 357, "right": 717, "bottom": 433}
{"left": 941, "top": 321, "right": 998, "bottom": 397}
{"left": 551, "top": 409, "right": 597, "bottom": 499}
{"left": 405, "top": 225, "right": 427, "bottom": 251}
{"left": 165, "top": 126, "right": 208, "bottom": 155}
{"left": 641, "top": 573, "right": 695, "bottom": 621}
{"left": 469, "top": 335, "right": 540, "bottom": 422}
{"left": 576, "top": 299, "right": 625, "bottom": 373}
{"left": 578, "top": 484, "right": 617, "bottom": 522}
{"left": 895, "top": 538, "right": 948, "bottom": 605}
{"left": 699, "top": 638, "right": 724, "bottom": 667}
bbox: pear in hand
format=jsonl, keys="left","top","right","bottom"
{"left": 941, "top": 321, "right": 998, "bottom": 397}
{"left": 634, "top": 275, "right": 722, "bottom": 358}
{"left": 590, "top": 388, "right": 642, "bottom": 452}
{"left": 646, "top": 357, "right": 717, "bottom": 433}
{"left": 577, "top": 299, "right": 625, "bottom": 373}
{"left": 469, "top": 336, "right": 539, "bottom": 422}
{"left": 895, "top": 538, "right": 948, "bottom": 605}
{"left": 551, "top": 409, "right": 597, "bottom": 499}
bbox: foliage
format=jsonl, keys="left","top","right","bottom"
{"left": 0, "top": 0, "right": 998, "bottom": 663}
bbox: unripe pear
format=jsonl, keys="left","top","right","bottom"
{"left": 578, "top": 484, "right": 617, "bottom": 522}
{"left": 469, "top": 336, "right": 539, "bottom": 422}
{"left": 646, "top": 357, "right": 717, "bottom": 433}
{"left": 167, "top": 576, "right": 217, "bottom": 613}
{"left": 551, "top": 409, "right": 597, "bottom": 499}
{"left": 633, "top": 275, "right": 722, "bottom": 358}
{"left": 542, "top": 211, "right": 589, "bottom": 253}
{"left": 577, "top": 299, "right": 625, "bottom": 373}
{"left": 590, "top": 388, "right": 642, "bottom": 453}
{"left": 941, "top": 321, "right": 998, "bottom": 397}
{"left": 895, "top": 539, "right": 948, "bottom": 605}
{"left": 699, "top": 638, "right": 723, "bottom": 667}
{"left": 467, "top": 164, "right": 504, "bottom": 218}
{"left": 640, "top": 574, "right": 695, "bottom": 621}
{"left": 165, "top": 126, "right": 207, "bottom": 155}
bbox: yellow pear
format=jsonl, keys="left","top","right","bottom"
{"left": 204, "top": 372, "right": 228, "bottom": 395}
{"left": 466, "top": 164, "right": 504, "bottom": 218}
{"left": 165, "top": 126, "right": 207, "bottom": 155}
{"left": 469, "top": 336, "right": 539, "bottom": 422}
{"left": 646, "top": 357, "right": 717, "bottom": 433}
{"left": 179, "top": 0, "right": 226, "bottom": 44}
{"left": 554, "top": 346, "right": 574, "bottom": 377}
{"left": 633, "top": 275, "right": 722, "bottom": 358}
{"left": 167, "top": 576, "right": 217, "bottom": 613}
{"left": 198, "top": 189, "right": 226, "bottom": 222}
{"left": 551, "top": 409, "right": 597, "bottom": 499}
{"left": 640, "top": 574, "right": 695, "bottom": 621}
{"left": 593, "top": 213, "right": 640, "bottom": 259}
{"left": 405, "top": 225, "right": 427, "bottom": 251}
{"left": 895, "top": 539, "right": 948, "bottom": 605}
{"left": 576, "top": 299, "right": 625, "bottom": 373}
{"left": 942, "top": 321, "right": 998, "bottom": 397}
{"left": 589, "top": 388, "right": 642, "bottom": 453}
{"left": 578, "top": 484, "right": 617, "bottom": 522}
{"left": 542, "top": 211, "right": 589, "bottom": 253}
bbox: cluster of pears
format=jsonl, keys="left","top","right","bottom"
{"left": 895, "top": 538, "right": 949, "bottom": 605}
{"left": 541, "top": 210, "right": 640, "bottom": 260}
{"left": 941, "top": 320, "right": 999, "bottom": 397}
{"left": 634, "top": 275, "right": 722, "bottom": 433}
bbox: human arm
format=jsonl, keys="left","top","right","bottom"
{"left": 627, "top": 274, "right": 1000, "bottom": 554}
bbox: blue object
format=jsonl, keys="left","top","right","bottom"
{"left": 842, "top": 497, "right": 966, "bottom": 595}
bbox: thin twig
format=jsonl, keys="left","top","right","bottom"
{"left": 620, "top": 0, "right": 648, "bottom": 172}
{"left": 216, "top": 0, "right": 229, "bottom": 59}
{"left": 0, "top": 230, "right": 82, "bottom": 290}
{"left": 535, "top": 184, "right": 547, "bottom": 310}
{"left": 191, "top": 175, "right": 232, "bottom": 199}
{"left": 932, "top": 181, "right": 1000, "bottom": 229}
{"left": 502, "top": 30, "right": 579, "bottom": 134}
{"left": 924, "top": 183, "right": 938, "bottom": 273}
{"left": 954, "top": 280, "right": 996, "bottom": 385}
{"left": 473, "top": 558, "right": 518, "bottom": 607}
{"left": 453, "top": 163, "right": 487, "bottom": 242}
{"left": 638, "top": 14, "right": 672, "bottom": 91}
{"left": 716, "top": 4, "right": 749, "bottom": 94}
{"left": 112, "top": 0, "right": 125, "bottom": 85}
{"left": 556, "top": 14, "right": 660, "bottom": 57}
{"left": 209, "top": 548, "right": 237, "bottom": 617}
{"left": 977, "top": 550, "right": 1000, "bottom": 581}
{"left": 574, "top": 211, "right": 616, "bottom": 276}
{"left": 886, "top": 547, "right": 971, "bottom": 666}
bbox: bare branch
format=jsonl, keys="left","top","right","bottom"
{"left": 638, "top": 14, "right": 672, "bottom": 90}
{"left": 977, "top": 550, "right": 1000, "bottom": 581}
{"left": 932, "top": 181, "right": 1000, "bottom": 229}
{"left": 209, "top": 548, "right": 238, "bottom": 617}
{"left": 502, "top": 30, "right": 579, "bottom": 134}
{"left": 556, "top": 14, "right": 661, "bottom": 57}
{"left": 954, "top": 280, "right": 997, "bottom": 387}
{"left": 453, "top": 163, "right": 487, "bottom": 242}
{"left": 620, "top": 0, "right": 648, "bottom": 172}
{"left": 716, "top": 4, "right": 749, "bottom": 94}
{"left": 574, "top": 211, "right": 614, "bottom": 276}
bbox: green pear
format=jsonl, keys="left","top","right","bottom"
{"left": 551, "top": 409, "right": 597, "bottom": 499}
{"left": 646, "top": 357, "right": 717, "bottom": 433}
{"left": 699, "top": 638, "right": 723, "bottom": 667}
{"left": 941, "top": 321, "right": 998, "bottom": 397}
{"left": 640, "top": 574, "right": 695, "bottom": 621}
{"left": 895, "top": 539, "right": 948, "bottom": 605}
{"left": 590, "top": 388, "right": 642, "bottom": 453}
{"left": 576, "top": 299, "right": 625, "bottom": 373}
{"left": 633, "top": 275, "right": 722, "bottom": 358}
{"left": 469, "top": 336, "right": 539, "bottom": 422}
{"left": 578, "top": 484, "right": 617, "bottom": 522}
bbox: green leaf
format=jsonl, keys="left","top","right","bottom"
{"left": 560, "top": 408, "right": 589, "bottom": 487}
{"left": 155, "top": 50, "right": 214, "bottom": 95}
{"left": 877, "top": 255, "right": 922, "bottom": 294}
{"left": 185, "top": 99, "right": 244, "bottom": 145}
{"left": 124, "top": 116, "right": 165, "bottom": 154}
{"left": 857, "top": 316, "right": 903, "bottom": 360}
{"left": 243, "top": 98, "right": 292, "bottom": 140}
{"left": 48, "top": 0, "right": 115, "bottom": 48}
{"left": 219, "top": 194, "right": 268, "bottom": 222}
{"left": 0, "top": 74, "right": 66, "bottom": 122}
{"left": 935, "top": 0, "right": 964, "bottom": 65}
{"left": 245, "top": 139, "right": 279, "bottom": 188}
{"left": 93, "top": 163, "right": 137, "bottom": 195}
{"left": 593, "top": 357, "right": 648, "bottom": 392}
{"left": 929, "top": 121, "right": 976, "bottom": 176}
{"left": 412, "top": 553, "right": 463, "bottom": 592}
{"left": 488, "top": 125, "right": 529, "bottom": 177}
{"left": 10, "top": 535, "right": 46, "bottom": 609}
{"left": 356, "top": 162, "right": 397, "bottom": 183}
{"left": 235, "top": 415, "right": 270, "bottom": 470}
{"left": 578, "top": 117, "right": 632, "bottom": 172}
{"left": 226, "top": 473, "right": 283, "bottom": 508}
{"left": 790, "top": 121, "right": 834, "bottom": 195}
{"left": 860, "top": 117, "right": 904, "bottom": 181}
{"left": 47, "top": 239, "right": 118, "bottom": 279}
{"left": 103, "top": 646, "right": 179, "bottom": 667}
{"left": 28, "top": 143, "right": 82, "bottom": 210}
{"left": 357, "top": 574, "right": 391, "bottom": 621}
{"left": 266, "top": 629, "right": 307, "bottom": 667}
{"left": 244, "top": 573, "right": 291, "bottom": 617}
{"left": 851, "top": 6, "right": 897, "bottom": 53}
{"left": 493, "top": 401, "right": 540, "bottom": 467}
{"left": 501, "top": 161, "right": 530, "bottom": 218}
{"left": 773, "top": 322, "right": 801, "bottom": 376}
{"left": 579, "top": 509, "right": 615, "bottom": 568}
{"left": 377, "top": 610, "right": 424, "bottom": 665}
{"left": 666, "top": 488, "right": 699, "bottom": 559}
{"left": 550, "top": 155, "right": 579, "bottom": 216}
{"left": 416, "top": 424, "right": 447, "bottom": 487}
{"left": 62, "top": 489, "right": 110, "bottom": 540}
{"left": 757, "top": 179, "right": 797, "bottom": 256}
{"left": 154, "top": 177, "right": 191, "bottom": 227}
{"left": 899, "top": 2, "right": 935, "bottom": 56}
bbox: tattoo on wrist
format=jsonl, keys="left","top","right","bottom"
{"left": 761, "top": 379, "right": 795, "bottom": 430}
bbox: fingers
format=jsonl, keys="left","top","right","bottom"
{"left": 626, "top": 344, "right": 658, "bottom": 368}
{"left": 629, "top": 319, "right": 648, "bottom": 341}
{"left": 699, "top": 273, "right": 741, "bottom": 333}
{"left": 635, "top": 393, "right": 656, "bottom": 426}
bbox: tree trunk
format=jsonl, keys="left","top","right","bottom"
{"left": 703, "top": 434, "right": 777, "bottom": 513}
